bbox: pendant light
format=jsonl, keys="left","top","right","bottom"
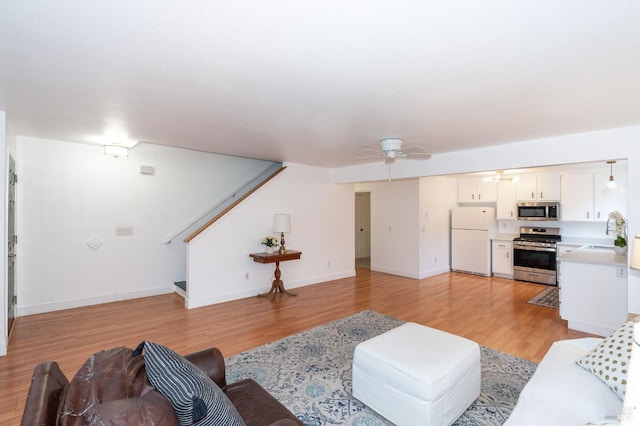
{"left": 606, "top": 160, "right": 616, "bottom": 189}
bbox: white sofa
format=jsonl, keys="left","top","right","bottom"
{"left": 505, "top": 337, "right": 623, "bottom": 425}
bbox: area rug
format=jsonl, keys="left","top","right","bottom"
{"left": 527, "top": 286, "right": 560, "bottom": 309}
{"left": 225, "top": 310, "right": 537, "bottom": 425}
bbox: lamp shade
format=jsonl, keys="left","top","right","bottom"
{"left": 631, "top": 236, "right": 640, "bottom": 270}
{"left": 273, "top": 214, "right": 291, "bottom": 233}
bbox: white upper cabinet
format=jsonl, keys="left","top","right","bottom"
{"left": 515, "top": 174, "right": 561, "bottom": 201}
{"left": 496, "top": 180, "right": 516, "bottom": 219}
{"left": 561, "top": 172, "right": 594, "bottom": 221}
{"left": 458, "top": 178, "right": 497, "bottom": 203}
{"left": 594, "top": 168, "right": 627, "bottom": 221}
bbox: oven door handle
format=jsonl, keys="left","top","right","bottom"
{"left": 513, "top": 246, "right": 557, "bottom": 253}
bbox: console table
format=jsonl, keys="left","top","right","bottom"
{"left": 249, "top": 250, "right": 302, "bottom": 298}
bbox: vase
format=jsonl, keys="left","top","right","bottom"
{"left": 266, "top": 246, "right": 274, "bottom": 254}
{"left": 614, "top": 245, "right": 627, "bottom": 255}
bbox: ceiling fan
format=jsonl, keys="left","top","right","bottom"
{"left": 358, "top": 138, "right": 432, "bottom": 163}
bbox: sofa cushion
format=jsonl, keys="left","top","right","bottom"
{"left": 577, "top": 318, "right": 639, "bottom": 399}
{"left": 84, "top": 388, "right": 179, "bottom": 425}
{"left": 135, "top": 341, "right": 245, "bottom": 426}
{"left": 60, "top": 346, "right": 148, "bottom": 426}
{"left": 505, "top": 338, "right": 622, "bottom": 425}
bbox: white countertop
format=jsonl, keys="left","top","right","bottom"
{"left": 492, "top": 234, "right": 518, "bottom": 242}
{"left": 559, "top": 248, "right": 627, "bottom": 267}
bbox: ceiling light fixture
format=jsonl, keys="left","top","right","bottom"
{"left": 484, "top": 170, "right": 517, "bottom": 182}
{"left": 104, "top": 144, "right": 129, "bottom": 158}
{"left": 607, "top": 160, "right": 616, "bottom": 189}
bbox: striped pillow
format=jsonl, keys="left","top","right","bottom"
{"left": 134, "top": 341, "right": 245, "bottom": 426}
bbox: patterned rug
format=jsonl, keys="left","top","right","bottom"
{"left": 225, "top": 310, "right": 537, "bottom": 425}
{"left": 527, "top": 286, "right": 560, "bottom": 309}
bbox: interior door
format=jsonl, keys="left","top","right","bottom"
{"left": 355, "top": 192, "right": 371, "bottom": 259}
{"left": 7, "top": 156, "right": 16, "bottom": 334}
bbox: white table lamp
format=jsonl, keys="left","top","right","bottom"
{"left": 273, "top": 214, "right": 291, "bottom": 254}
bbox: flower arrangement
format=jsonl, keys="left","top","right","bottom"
{"left": 608, "top": 211, "right": 627, "bottom": 247}
{"left": 261, "top": 236, "right": 278, "bottom": 248}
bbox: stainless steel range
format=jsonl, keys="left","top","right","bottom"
{"left": 513, "top": 227, "right": 561, "bottom": 286}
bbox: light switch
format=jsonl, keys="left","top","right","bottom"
{"left": 116, "top": 227, "right": 133, "bottom": 236}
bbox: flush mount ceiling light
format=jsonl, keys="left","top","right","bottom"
{"left": 104, "top": 144, "right": 129, "bottom": 158}
{"left": 484, "top": 170, "right": 518, "bottom": 182}
{"left": 606, "top": 160, "right": 616, "bottom": 188}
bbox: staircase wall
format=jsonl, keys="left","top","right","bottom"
{"left": 186, "top": 163, "right": 356, "bottom": 308}
{"left": 15, "top": 137, "right": 277, "bottom": 315}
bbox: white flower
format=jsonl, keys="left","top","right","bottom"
{"left": 608, "top": 211, "right": 626, "bottom": 236}
{"left": 261, "top": 236, "right": 278, "bottom": 247}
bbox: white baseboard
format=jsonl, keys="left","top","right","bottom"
{"left": 16, "top": 286, "right": 175, "bottom": 316}
{"left": 186, "top": 270, "right": 356, "bottom": 309}
{"left": 418, "top": 267, "right": 452, "bottom": 279}
{"left": 371, "top": 265, "right": 420, "bottom": 279}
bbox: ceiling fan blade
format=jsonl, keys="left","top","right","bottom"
{"left": 361, "top": 147, "right": 383, "bottom": 154}
{"left": 405, "top": 153, "right": 432, "bottom": 160}
{"left": 401, "top": 146, "right": 426, "bottom": 154}
{"left": 354, "top": 154, "right": 386, "bottom": 161}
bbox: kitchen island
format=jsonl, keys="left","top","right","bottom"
{"left": 559, "top": 245, "right": 628, "bottom": 336}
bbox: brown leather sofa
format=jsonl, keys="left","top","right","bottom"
{"left": 21, "top": 346, "right": 303, "bottom": 426}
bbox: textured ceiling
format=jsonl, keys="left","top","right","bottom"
{"left": 1, "top": 1, "right": 639, "bottom": 167}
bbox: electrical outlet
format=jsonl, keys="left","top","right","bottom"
{"left": 617, "top": 267, "right": 627, "bottom": 278}
{"left": 245, "top": 272, "right": 249, "bottom": 280}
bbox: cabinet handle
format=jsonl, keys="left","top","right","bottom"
{"left": 597, "top": 212, "right": 601, "bottom": 219}
{"left": 472, "top": 194, "right": 475, "bottom": 200}
{"left": 586, "top": 211, "right": 590, "bottom": 219}
{"left": 478, "top": 194, "right": 481, "bottom": 200}
{"left": 506, "top": 252, "right": 509, "bottom": 258}
{"left": 540, "top": 192, "right": 543, "bottom": 199}
{"left": 531, "top": 191, "right": 535, "bottom": 199}
{"left": 510, "top": 211, "right": 513, "bottom": 218}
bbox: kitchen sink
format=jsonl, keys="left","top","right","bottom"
{"left": 578, "top": 244, "right": 614, "bottom": 252}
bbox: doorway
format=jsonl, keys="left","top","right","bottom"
{"left": 7, "top": 155, "right": 16, "bottom": 334}
{"left": 355, "top": 192, "right": 371, "bottom": 269}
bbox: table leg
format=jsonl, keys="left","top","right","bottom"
{"left": 258, "top": 260, "right": 297, "bottom": 298}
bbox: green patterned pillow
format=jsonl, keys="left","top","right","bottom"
{"left": 134, "top": 341, "right": 245, "bottom": 426}
{"left": 576, "top": 319, "right": 639, "bottom": 400}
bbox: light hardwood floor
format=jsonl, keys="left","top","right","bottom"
{"left": 0, "top": 269, "right": 592, "bottom": 425}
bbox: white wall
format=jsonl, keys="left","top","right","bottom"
{"left": 419, "top": 176, "right": 458, "bottom": 278}
{"left": 186, "top": 163, "right": 355, "bottom": 308}
{"left": 335, "top": 125, "right": 640, "bottom": 313}
{"left": 354, "top": 179, "right": 421, "bottom": 278}
{"left": 15, "top": 137, "right": 276, "bottom": 315}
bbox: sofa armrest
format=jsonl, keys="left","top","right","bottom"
{"left": 21, "top": 361, "right": 70, "bottom": 426}
{"left": 184, "top": 347, "right": 227, "bottom": 388}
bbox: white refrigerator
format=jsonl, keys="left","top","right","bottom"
{"left": 451, "top": 206, "right": 498, "bottom": 276}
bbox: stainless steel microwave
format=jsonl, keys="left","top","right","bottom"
{"left": 517, "top": 202, "right": 560, "bottom": 221}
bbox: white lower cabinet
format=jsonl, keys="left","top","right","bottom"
{"left": 492, "top": 240, "right": 513, "bottom": 278}
{"left": 559, "top": 260, "right": 627, "bottom": 336}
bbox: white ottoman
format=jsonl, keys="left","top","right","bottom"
{"left": 352, "top": 322, "right": 481, "bottom": 426}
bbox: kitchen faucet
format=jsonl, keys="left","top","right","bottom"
{"left": 605, "top": 217, "right": 612, "bottom": 235}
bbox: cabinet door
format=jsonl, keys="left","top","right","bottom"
{"left": 594, "top": 168, "right": 627, "bottom": 221}
{"left": 537, "top": 173, "right": 561, "bottom": 200}
{"left": 560, "top": 172, "right": 594, "bottom": 221}
{"left": 496, "top": 180, "right": 516, "bottom": 219}
{"left": 515, "top": 175, "right": 537, "bottom": 200}
{"left": 477, "top": 180, "right": 497, "bottom": 202}
{"left": 491, "top": 241, "right": 512, "bottom": 276}
{"left": 458, "top": 179, "right": 477, "bottom": 203}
